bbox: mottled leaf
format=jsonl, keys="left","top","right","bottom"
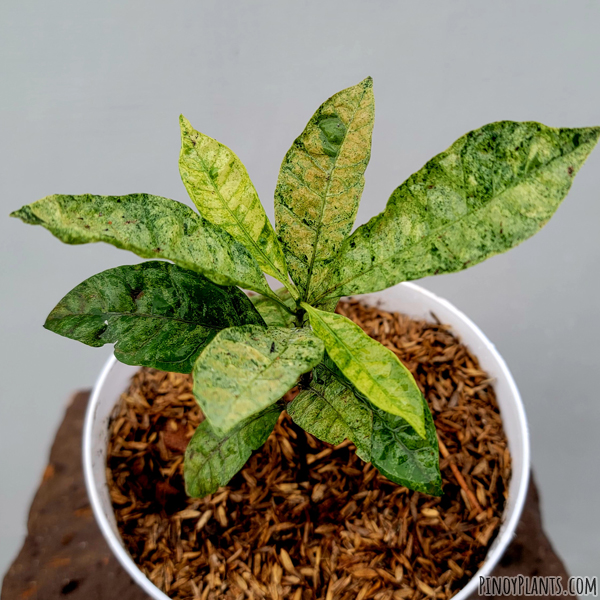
{"left": 193, "top": 325, "right": 324, "bottom": 433}
{"left": 302, "top": 303, "right": 425, "bottom": 438}
{"left": 250, "top": 287, "right": 296, "bottom": 327}
{"left": 184, "top": 405, "right": 281, "bottom": 498}
{"left": 275, "top": 77, "right": 375, "bottom": 300}
{"left": 315, "top": 297, "right": 340, "bottom": 313}
{"left": 287, "top": 358, "right": 372, "bottom": 460}
{"left": 11, "top": 193, "right": 273, "bottom": 296}
{"left": 44, "top": 261, "right": 264, "bottom": 373}
{"left": 371, "top": 396, "right": 442, "bottom": 496}
{"left": 288, "top": 358, "right": 441, "bottom": 494}
{"left": 312, "top": 122, "right": 600, "bottom": 301}
{"left": 179, "top": 117, "right": 293, "bottom": 294}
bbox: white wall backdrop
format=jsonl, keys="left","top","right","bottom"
{"left": 1, "top": 0, "right": 599, "bottom": 579}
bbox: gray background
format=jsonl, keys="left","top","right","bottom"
{"left": 1, "top": 0, "right": 599, "bottom": 580}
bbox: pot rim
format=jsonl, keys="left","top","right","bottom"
{"left": 83, "top": 281, "right": 530, "bottom": 600}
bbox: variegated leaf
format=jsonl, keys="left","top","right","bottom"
{"left": 193, "top": 325, "right": 324, "bottom": 433}
{"left": 302, "top": 303, "right": 425, "bottom": 438}
{"left": 44, "top": 261, "right": 264, "bottom": 373}
{"left": 370, "top": 394, "right": 442, "bottom": 496}
{"left": 275, "top": 77, "right": 375, "bottom": 300}
{"left": 184, "top": 405, "right": 281, "bottom": 497}
{"left": 287, "top": 358, "right": 372, "bottom": 460}
{"left": 312, "top": 122, "right": 600, "bottom": 301}
{"left": 287, "top": 358, "right": 442, "bottom": 495}
{"left": 11, "top": 193, "right": 274, "bottom": 296}
{"left": 179, "top": 117, "right": 293, "bottom": 295}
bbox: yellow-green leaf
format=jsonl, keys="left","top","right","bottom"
{"left": 312, "top": 122, "right": 600, "bottom": 301}
{"left": 193, "top": 325, "right": 324, "bottom": 433}
{"left": 11, "top": 193, "right": 273, "bottom": 296}
{"left": 179, "top": 116, "right": 293, "bottom": 295}
{"left": 275, "top": 77, "right": 375, "bottom": 300}
{"left": 302, "top": 303, "right": 425, "bottom": 438}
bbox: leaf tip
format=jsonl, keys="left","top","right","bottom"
{"left": 179, "top": 114, "right": 192, "bottom": 132}
{"left": 430, "top": 482, "right": 444, "bottom": 497}
{"left": 10, "top": 205, "right": 41, "bottom": 225}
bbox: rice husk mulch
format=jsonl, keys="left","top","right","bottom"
{"left": 106, "top": 299, "right": 511, "bottom": 600}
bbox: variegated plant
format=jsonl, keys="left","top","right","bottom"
{"left": 12, "top": 78, "right": 598, "bottom": 498}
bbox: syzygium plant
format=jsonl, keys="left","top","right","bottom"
{"left": 11, "top": 78, "right": 599, "bottom": 498}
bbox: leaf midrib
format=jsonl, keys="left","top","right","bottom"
{"left": 49, "top": 309, "right": 219, "bottom": 329}
{"left": 376, "top": 413, "right": 435, "bottom": 486}
{"left": 117, "top": 332, "right": 213, "bottom": 368}
{"left": 316, "top": 140, "right": 585, "bottom": 300}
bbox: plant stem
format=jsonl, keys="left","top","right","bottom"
{"left": 293, "top": 306, "right": 306, "bottom": 328}
{"left": 290, "top": 420, "right": 310, "bottom": 483}
{"left": 298, "top": 371, "right": 312, "bottom": 390}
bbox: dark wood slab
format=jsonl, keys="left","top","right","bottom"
{"left": 2, "top": 392, "right": 574, "bottom": 600}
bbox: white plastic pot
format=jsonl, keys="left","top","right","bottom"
{"left": 83, "top": 282, "right": 530, "bottom": 600}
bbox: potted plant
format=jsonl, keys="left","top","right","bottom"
{"left": 11, "top": 78, "right": 598, "bottom": 600}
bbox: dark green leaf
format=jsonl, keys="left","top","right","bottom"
{"left": 44, "top": 261, "right": 264, "bottom": 373}
{"left": 184, "top": 405, "right": 281, "bottom": 498}
{"left": 315, "top": 297, "right": 340, "bottom": 313}
{"left": 193, "top": 325, "right": 324, "bottom": 433}
{"left": 302, "top": 303, "right": 425, "bottom": 438}
{"left": 370, "top": 396, "right": 442, "bottom": 496}
{"left": 288, "top": 358, "right": 442, "bottom": 495}
{"left": 287, "top": 358, "right": 372, "bottom": 460}
{"left": 275, "top": 78, "right": 375, "bottom": 300}
{"left": 11, "top": 193, "right": 273, "bottom": 296}
{"left": 312, "top": 122, "right": 600, "bottom": 301}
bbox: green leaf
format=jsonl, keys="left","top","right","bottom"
{"left": 275, "top": 77, "right": 375, "bottom": 300}
{"left": 315, "top": 297, "right": 340, "bottom": 313}
{"left": 287, "top": 358, "right": 372, "bottom": 460}
{"left": 193, "top": 325, "right": 324, "bottom": 433}
{"left": 287, "top": 358, "right": 442, "bottom": 495}
{"left": 302, "top": 303, "right": 425, "bottom": 438}
{"left": 184, "top": 405, "right": 281, "bottom": 498}
{"left": 44, "top": 261, "right": 264, "bottom": 373}
{"left": 11, "top": 193, "right": 273, "bottom": 296}
{"left": 312, "top": 122, "right": 600, "bottom": 301}
{"left": 179, "top": 116, "right": 293, "bottom": 295}
{"left": 371, "top": 396, "right": 442, "bottom": 496}
{"left": 250, "top": 287, "right": 297, "bottom": 327}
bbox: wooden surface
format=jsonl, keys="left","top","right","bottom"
{"left": 2, "top": 391, "right": 574, "bottom": 600}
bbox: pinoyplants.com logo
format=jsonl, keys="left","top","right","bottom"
{"left": 479, "top": 576, "right": 598, "bottom": 597}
